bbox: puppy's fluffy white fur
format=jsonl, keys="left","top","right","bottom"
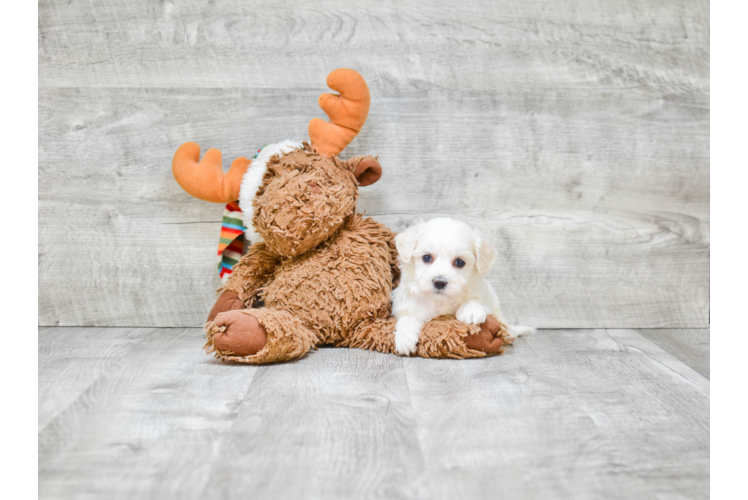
{"left": 392, "top": 217, "right": 534, "bottom": 355}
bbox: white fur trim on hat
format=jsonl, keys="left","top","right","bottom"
{"left": 238, "top": 140, "right": 303, "bottom": 244}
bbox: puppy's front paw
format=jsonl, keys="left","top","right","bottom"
{"left": 394, "top": 317, "right": 422, "bottom": 356}
{"left": 456, "top": 300, "right": 488, "bottom": 325}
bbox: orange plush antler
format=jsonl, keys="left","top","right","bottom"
{"left": 172, "top": 142, "right": 250, "bottom": 203}
{"left": 309, "top": 69, "right": 371, "bottom": 158}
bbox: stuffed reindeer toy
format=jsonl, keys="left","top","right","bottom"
{"left": 172, "top": 69, "right": 511, "bottom": 363}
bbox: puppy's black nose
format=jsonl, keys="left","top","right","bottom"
{"left": 433, "top": 278, "right": 448, "bottom": 290}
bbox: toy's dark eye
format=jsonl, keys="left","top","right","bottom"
{"left": 422, "top": 254, "right": 433, "bottom": 264}
{"left": 454, "top": 258, "right": 466, "bottom": 268}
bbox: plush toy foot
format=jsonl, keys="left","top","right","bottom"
{"left": 212, "top": 310, "right": 268, "bottom": 356}
{"left": 464, "top": 316, "right": 508, "bottom": 354}
{"left": 207, "top": 291, "right": 246, "bottom": 322}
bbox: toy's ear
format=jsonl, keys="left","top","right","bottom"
{"left": 346, "top": 156, "right": 382, "bottom": 186}
{"left": 395, "top": 222, "right": 423, "bottom": 263}
{"left": 474, "top": 235, "right": 496, "bottom": 274}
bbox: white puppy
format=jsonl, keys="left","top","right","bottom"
{"left": 391, "top": 217, "right": 534, "bottom": 355}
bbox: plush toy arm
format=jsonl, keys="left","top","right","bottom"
{"left": 207, "top": 290, "right": 245, "bottom": 323}
{"left": 216, "top": 242, "right": 280, "bottom": 308}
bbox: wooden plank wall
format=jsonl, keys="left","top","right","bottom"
{"left": 38, "top": 0, "right": 709, "bottom": 328}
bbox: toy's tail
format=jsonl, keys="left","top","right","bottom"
{"left": 308, "top": 69, "right": 371, "bottom": 158}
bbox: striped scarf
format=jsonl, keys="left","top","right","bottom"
{"left": 217, "top": 201, "right": 246, "bottom": 281}
{"left": 216, "top": 145, "right": 265, "bottom": 282}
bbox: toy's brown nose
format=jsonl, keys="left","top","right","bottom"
{"left": 433, "top": 278, "right": 448, "bottom": 290}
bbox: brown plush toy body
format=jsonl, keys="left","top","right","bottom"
{"left": 172, "top": 69, "right": 511, "bottom": 363}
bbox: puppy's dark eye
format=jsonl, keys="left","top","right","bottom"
{"left": 422, "top": 254, "right": 433, "bottom": 264}
{"left": 454, "top": 258, "right": 466, "bottom": 268}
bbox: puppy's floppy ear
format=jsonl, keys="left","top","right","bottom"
{"left": 395, "top": 222, "right": 422, "bottom": 263}
{"left": 346, "top": 156, "right": 382, "bottom": 186}
{"left": 474, "top": 235, "right": 496, "bottom": 274}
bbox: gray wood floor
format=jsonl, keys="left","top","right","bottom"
{"left": 39, "top": 327, "right": 709, "bottom": 500}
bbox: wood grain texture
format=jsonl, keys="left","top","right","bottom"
{"left": 636, "top": 328, "right": 709, "bottom": 379}
{"left": 525, "top": 329, "right": 709, "bottom": 498}
{"left": 38, "top": 0, "right": 708, "bottom": 93}
{"left": 38, "top": 0, "right": 709, "bottom": 328}
{"left": 404, "top": 344, "right": 626, "bottom": 499}
{"left": 38, "top": 326, "right": 152, "bottom": 431}
{"left": 404, "top": 328, "right": 709, "bottom": 499}
{"left": 709, "top": 325, "right": 722, "bottom": 498}
{"left": 202, "top": 348, "right": 427, "bottom": 499}
{"left": 39, "top": 328, "right": 258, "bottom": 500}
{"left": 38, "top": 327, "right": 709, "bottom": 499}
